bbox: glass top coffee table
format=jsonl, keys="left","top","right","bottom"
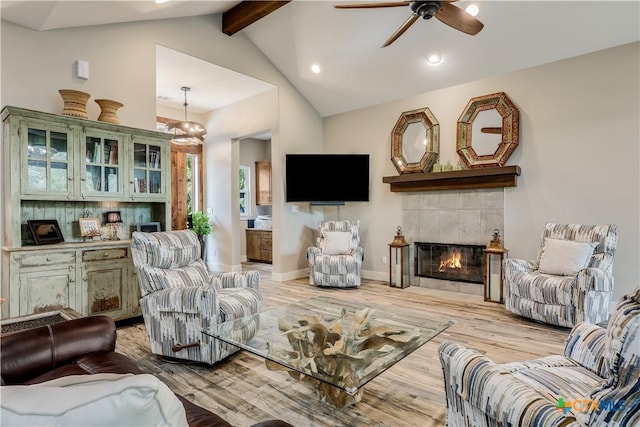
{"left": 203, "top": 296, "right": 454, "bottom": 407}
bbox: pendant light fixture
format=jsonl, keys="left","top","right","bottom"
{"left": 167, "top": 86, "right": 207, "bottom": 144}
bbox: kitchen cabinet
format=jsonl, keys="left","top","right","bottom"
{"left": 255, "top": 160, "right": 272, "bottom": 205}
{"left": 246, "top": 229, "right": 272, "bottom": 263}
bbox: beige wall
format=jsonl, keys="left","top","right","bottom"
{"left": 323, "top": 42, "right": 640, "bottom": 299}
{"left": 2, "top": 16, "right": 637, "bottom": 297}
{"left": 0, "top": 16, "right": 323, "bottom": 280}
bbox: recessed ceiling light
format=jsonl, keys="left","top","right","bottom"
{"left": 155, "top": 0, "right": 169, "bottom": 4}
{"left": 311, "top": 64, "right": 321, "bottom": 74}
{"left": 465, "top": 4, "right": 479, "bottom": 17}
{"left": 426, "top": 53, "right": 442, "bottom": 65}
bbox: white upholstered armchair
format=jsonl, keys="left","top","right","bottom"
{"left": 307, "top": 220, "right": 363, "bottom": 288}
{"left": 504, "top": 223, "right": 617, "bottom": 328}
{"left": 439, "top": 285, "right": 640, "bottom": 427}
{"left": 131, "top": 230, "right": 262, "bottom": 364}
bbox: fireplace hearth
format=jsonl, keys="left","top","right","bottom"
{"left": 415, "top": 242, "right": 484, "bottom": 284}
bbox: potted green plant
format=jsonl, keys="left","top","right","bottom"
{"left": 190, "top": 211, "right": 211, "bottom": 259}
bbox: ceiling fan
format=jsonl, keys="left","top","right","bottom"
{"left": 334, "top": 1, "right": 484, "bottom": 47}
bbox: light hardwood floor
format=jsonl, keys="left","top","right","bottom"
{"left": 115, "top": 273, "right": 570, "bottom": 427}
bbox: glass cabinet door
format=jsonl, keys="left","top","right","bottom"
{"left": 132, "top": 141, "right": 163, "bottom": 197}
{"left": 22, "top": 122, "right": 73, "bottom": 196}
{"left": 82, "top": 131, "right": 123, "bottom": 198}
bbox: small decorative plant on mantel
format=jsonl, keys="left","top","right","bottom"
{"left": 190, "top": 211, "right": 211, "bottom": 259}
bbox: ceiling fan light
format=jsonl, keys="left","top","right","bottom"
{"left": 465, "top": 4, "right": 479, "bottom": 17}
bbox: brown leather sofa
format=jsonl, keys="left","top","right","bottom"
{"left": 0, "top": 315, "right": 292, "bottom": 427}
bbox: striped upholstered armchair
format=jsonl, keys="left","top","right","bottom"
{"left": 439, "top": 285, "right": 640, "bottom": 427}
{"left": 504, "top": 223, "right": 617, "bottom": 328}
{"left": 307, "top": 220, "right": 363, "bottom": 288}
{"left": 131, "top": 230, "right": 262, "bottom": 365}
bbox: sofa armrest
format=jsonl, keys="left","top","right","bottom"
{"left": 306, "top": 246, "right": 322, "bottom": 261}
{"left": 563, "top": 322, "right": 608, "bottom": 377}
{"left": 439, "top": 341, "right": 572, "bottom": 426}
{"left": 146, "top": 286, "right": 219, "bottom": 320}
{"left": 0, "top": 316, "right": 116, "bottom": 385}
{"left": 504, "top": 257, "right": 537, "bottom": 274}
{"left": 214, "top": 271, "right": 260, "bottom": 290}
{"left": 575, "top": 268, "right": 614, "bottom": 292}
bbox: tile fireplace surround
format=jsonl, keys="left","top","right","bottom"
{"left": 401, "top": 188, "right": 504, "bottom": 295}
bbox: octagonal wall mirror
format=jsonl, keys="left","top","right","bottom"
{"left": 391, "top": 107, "right": 440, "bottom": 174}
{"left": 456, "top": 92, "right": 520, "bottom": 169}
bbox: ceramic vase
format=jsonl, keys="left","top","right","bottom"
{"left": 58, "top": 89, "right": 91, "bottom": 119}
{"left": 95, "top": 99, "right": 124, "bottom": 124}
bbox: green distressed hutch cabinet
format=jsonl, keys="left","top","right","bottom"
{"left": 1, "top": 106, "right": 172, "bottom": 320}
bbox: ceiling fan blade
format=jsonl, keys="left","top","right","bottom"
{"left": 382, "top": 13, "right": 419, "bottom": 47}
{"left": 335, "top": 1, "right": 410, "bottom": 9}
{"left": 435, "top": 3, "right": 484, "bottom": 35}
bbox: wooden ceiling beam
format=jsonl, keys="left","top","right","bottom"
{"left": 222, "top": 1, "right": 291, "bottom": 36}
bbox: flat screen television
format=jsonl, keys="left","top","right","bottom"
{"left": 286, "top": 154, "right": 370, "bottom": 203}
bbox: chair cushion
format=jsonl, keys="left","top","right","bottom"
{"left": 507, "top": 362, "right": 603, "bottom": 419}
{"left": 0, "top": 373, "right": 188, "bottom": 427}
{"left": 322, "top": 231, "right": 352, "bottom": 255}
{"left": 508, "top": 271, "right": 577, "bottom": 305}
{"left": 539, "top": 238, "right": 597, "bottom": 275}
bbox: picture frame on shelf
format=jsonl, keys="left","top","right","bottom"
{"left": 136, "top": 222, "right": 161, "bottom": 233}
{"left": 27, "top": 220, "right": 64, "bottom": 245}
{"left": 79, "top": 217, "right": 102, "bottom": 237}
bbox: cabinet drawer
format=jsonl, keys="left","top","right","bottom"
{"left": 82, "top": 248, "right": 128, "bottom": 262}
{"left": 259, "top": 236, "right": 272, "bottom": 250}
{"left": 17, "top": 251, "right": 76, "bottom": 267}
{"left": 260, "top": 250, "right": 272, "bottom": 263}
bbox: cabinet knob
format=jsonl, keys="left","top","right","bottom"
{"left": 46, "top": 257, "right": 51, "bottom": 261}
{"left": 83, "top": 276, "right": 87, "bottom": 281}
{"left": 103, "top": 252, "right": 108, "bottom": 257}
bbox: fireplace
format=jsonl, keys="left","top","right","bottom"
{"left": 415, "top": 242, "right": 484, "bottom": 284}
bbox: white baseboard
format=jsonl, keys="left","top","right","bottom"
{"left": 272, "top": 268, "right": 308, "bottom": 283}
{"left": 362, "top": 270, "right": 388, "bottom": 282}
{"left": 206, "top": 261, "right": 242, "bottom": 273}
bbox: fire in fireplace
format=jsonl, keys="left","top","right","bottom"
{"left": 415, "top": 242, "right": 484, "bottom": 284}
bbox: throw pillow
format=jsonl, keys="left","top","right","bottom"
{"left": 0, "top": 373, "right": 188, "bottom": 427}
{"left": 538, "top": 238, "right": 597, "bottom": 276}
{"left": 322, "top": 231, "right": 352, "bottom": 255}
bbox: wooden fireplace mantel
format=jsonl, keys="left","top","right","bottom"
{"left": 382, "top": 166, "right": 521, "bottom": 192}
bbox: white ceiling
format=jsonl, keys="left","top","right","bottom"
{"left": 2, "top": 1, "right": 639, "bottom": 117}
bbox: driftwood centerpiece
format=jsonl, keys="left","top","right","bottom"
{"left": 265, "top": 307, "right": 420, "bottom": 408}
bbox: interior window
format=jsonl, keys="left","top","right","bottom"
{"left": 186, "top": 153, "right": 200, "bottom": 214}
{"left": 240, "top": 166, "right": 251, "bottom": 218}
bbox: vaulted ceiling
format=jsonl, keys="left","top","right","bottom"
{"left": 2, "top": 1, "right": 639, "bottom": 117}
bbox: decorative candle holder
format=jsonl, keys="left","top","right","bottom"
{"left": 59, "top": 89, "right": 91, "bottom": 119}
{"left": 95, "top": 99, "right": 124, "bottom": 124}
